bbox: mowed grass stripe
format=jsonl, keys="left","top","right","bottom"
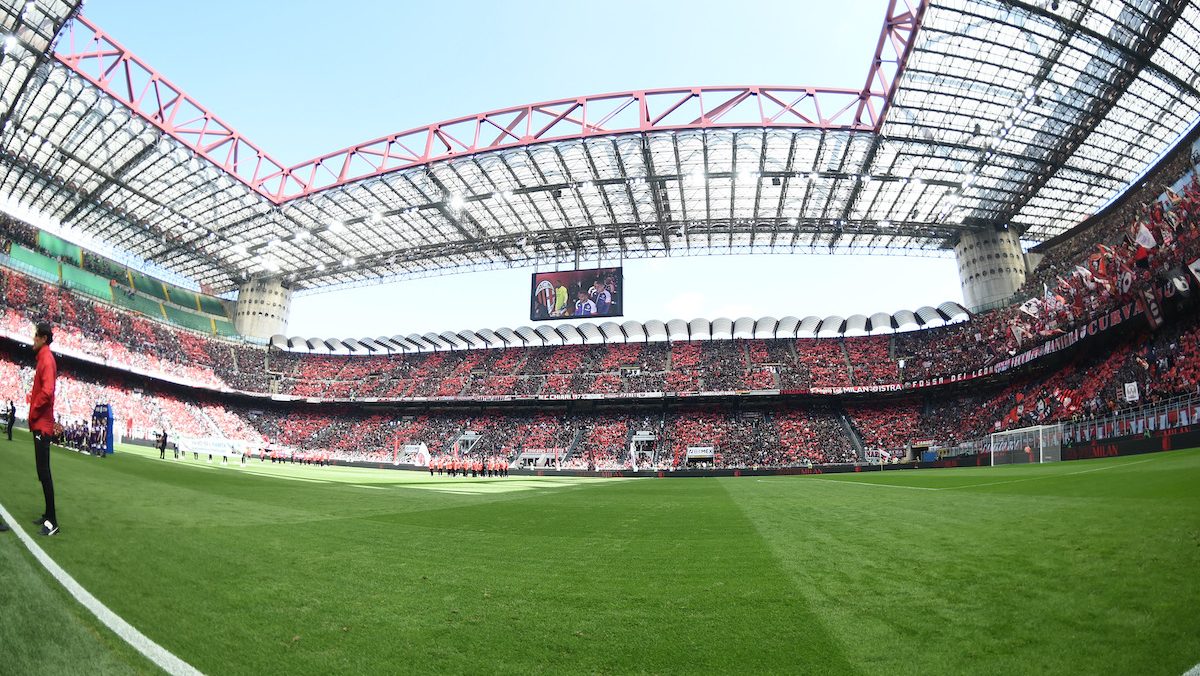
{"left": 2, "top": 432, "right": 1197, "bottom": 674}
{"left": 370, "top": 477, "right": 857, "bottom": 673}
{"left": 727, "top": 449, "right": 1200, "bottom": 675}
{"left": 0, "top": 437, "right": 853, "bottom": 674}
{"left": 0, "top": 524, "right": 159, "bottom": 675}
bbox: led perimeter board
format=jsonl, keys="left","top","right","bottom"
{"left": 531, "top": 267, "right": 622, "bottom": 321}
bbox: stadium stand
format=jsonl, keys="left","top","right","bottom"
{"left": 846, "top": 401, "right": 923, "bottom": 453}
{"left": 2, "top": 284, "right": 1200, "bottom": 469}
{"left": 772, "top": 407, "right": 855, "bottom": 465}
{"left": 0, "top": 118, "right": 1198, "bottom": 470}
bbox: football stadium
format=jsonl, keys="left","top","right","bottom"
{"left": 1, "top": 0, "right": 1199, "bottom": 673}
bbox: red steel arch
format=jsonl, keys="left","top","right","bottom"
{"left": 52, "top": 1, "right": 925, "bottom": 203}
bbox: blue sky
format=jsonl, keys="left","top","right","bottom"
{"left": 83, "top": 0, "right": 965, "bottom": 338}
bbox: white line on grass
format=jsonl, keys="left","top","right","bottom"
{"left": 759, "top": 455, "right": 1163, "bottom": 493}
{"left": 939, "top": 456, "right": 1160, "bottom": 491}
{"left": 348, "top": 484, "right": 387, "bottom": 490}
{"left": 0, "top": 500, "right": 202, "bottom": 676}
{"left": 1184, "top": 661, "right": 1200, "bottom": 676}
{"left": 241, "top": 473, "right": 329, "bottom": 484}
{"left": 805, "top": 477, "right": 940, "bottom": 491}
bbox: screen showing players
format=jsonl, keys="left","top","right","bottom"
{"left": 530, "top": 267, "right": 622, "bottom": 321}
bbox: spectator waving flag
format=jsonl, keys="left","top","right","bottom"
{"left": 1135, "top": 222, "right": 1158, "bottom": 250}
{"left": 1019, "top": 298, "right": 1041, "bottom": 318}
{"left": 1074, "top": 265, "right": 1096, "bottom": 290}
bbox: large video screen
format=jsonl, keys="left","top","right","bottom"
{"left": 530, "top": 267, "right": 622, "bottom": 321}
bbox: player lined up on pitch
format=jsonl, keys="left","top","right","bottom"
{"left": 428, "top": 456, "right": 509, "bottom": 478}
{"left": 261, "top": 449, "right": 331, "bottom": 466}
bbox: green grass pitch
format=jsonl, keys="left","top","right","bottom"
{"left": 1, "top": 431, "right": 1198, "bottom": 675}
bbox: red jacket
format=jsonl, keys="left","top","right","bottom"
{"left": 28, "top": 344, "right": 56, "bottom": 435}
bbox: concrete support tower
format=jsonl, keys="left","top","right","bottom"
{"left": 954, "top": 229, "right": 1028, "bottom": 311}
{"left": 234, "top": 277, "right": 292, "bottom": 339}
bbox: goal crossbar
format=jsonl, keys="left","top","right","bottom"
{"left": 989, "top": 423, "right": 1063, "bottom": 466}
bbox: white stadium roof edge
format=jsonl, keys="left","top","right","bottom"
{"left": 2, "top": 1, "right": 1200, "bottom": 296}
{"left": 267, "top": 302, "right": 970, "bottom": 354}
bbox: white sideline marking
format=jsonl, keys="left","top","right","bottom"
{"left": 349, "top": 484, "right": 387, "bottom": 490}
{"left": 0, "top": 501, "right": 202, "bottom": 676}
{"left": 1183, "top": 661, "right": 1200, "bottom": 676}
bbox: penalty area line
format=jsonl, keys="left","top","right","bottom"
{"left": 0, "top": 500, "right": 202, "bottom": 676}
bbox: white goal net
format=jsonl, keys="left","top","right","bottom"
{"left": 989, "top": 424, "right": 1063, "bottom": 466}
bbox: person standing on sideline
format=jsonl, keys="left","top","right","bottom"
{"left": 28, "top": 322, "right": 59, "bottom": 536}
{"left": 5, "top": 400, "right": 14, "bottom": 440}
{"left": 158, "top": 428, "right": 169, "bottom": 460}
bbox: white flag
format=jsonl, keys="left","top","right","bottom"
{"left": 1135, "top": 223, "right": 1157, "bottom": 250}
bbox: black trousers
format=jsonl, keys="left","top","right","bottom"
{"left": 5, "top": 421, "right": 11, "bottom": 440}
{"left": 34, "top": 432, "right": 55, "bottom": 526}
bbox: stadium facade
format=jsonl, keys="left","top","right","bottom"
{"left": 0, "top": 0, "right": 1199, "bottom": 471}
{"left": 3, "top": 0, "right": 1200, "bottom": 340}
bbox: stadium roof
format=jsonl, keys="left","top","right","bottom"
{"left": 0, "top": 0, "right": 1198, "bottom": 294}
{"left": 268, "top": 301, "right": 970, "bottom": 354}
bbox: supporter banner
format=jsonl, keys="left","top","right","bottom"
{"left": 1064, "top": 427, "right": 1200, "bottom": 462}
{"left": 1118, "top": 269, "right": 1134, "bottom": 294}
{"left": 178, "top": 436, "right": 245, "bottom": 458}
{"left": 1189, "top": 257, "right": 1200, "bottom": 286}
{"left": 1124, "top": 382, "right": 1140, "bottom": 403}
{"left": 1165, "top": 267, "right": 1192, "bottom": 298}
{"left": 991, "top": 300, "right": 1143, "bottom": 375}
{"left": 1140, "top": 287, "right": 1164, "bottom": 329}
{"left": 812, "top": 383, "right": 904, "bottom": 395}
{"left": 811, "top": 368, "right": 993, "bottom": 395}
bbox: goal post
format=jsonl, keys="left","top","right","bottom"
{"left": 989, "top": 423, "right": 1063, "bottom": 466}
